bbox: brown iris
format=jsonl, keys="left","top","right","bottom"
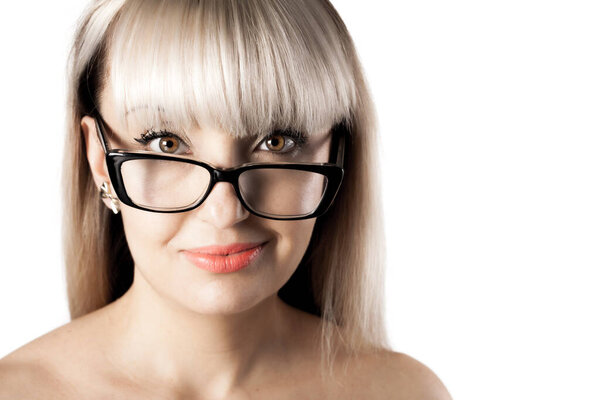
{"left": 265, "top": 134, "right": 285, "bottom": 151}
{"left": 159, "top": 137, "right": 180, "bottom": 153}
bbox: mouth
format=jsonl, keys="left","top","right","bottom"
{"left": 182, "top": 241, "right": 268, "bottom": 273}
{"left": 185, "top": 241, "right": 267, "bottom": 256}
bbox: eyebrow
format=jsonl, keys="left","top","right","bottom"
{"left": 125, "top": 104, "right": 164, "bottom": 116}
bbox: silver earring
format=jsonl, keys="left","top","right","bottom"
{"left": 99, "top": 181, "right": 121, "bottom": 215}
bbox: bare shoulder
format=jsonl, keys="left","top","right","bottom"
{"left": 338, "top": 349, "right": 453, "bottom": 400}
{"left": 0, "top": 308, "right": 110, "bottom": 398}
{"left": 0, "top": 334, "right": 75, "bottom": 399}
{"left": 287, "top": 308, "right": 453, "bottom": 399}
{"left": 384, "top": 351, "right": 452, "bottom": 399}
{"left": 0, "top": 356, "right": 70, "bottom": 399}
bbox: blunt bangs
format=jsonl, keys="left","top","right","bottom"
{"left": 105, "top": 0, "right": 357, "bottom": 137}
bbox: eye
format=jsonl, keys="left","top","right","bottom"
{"left": 134, "top": 130, "right": 190, "bottom": 155}
{"left": 257, "top": 132, "right": 306, "bottom": 154}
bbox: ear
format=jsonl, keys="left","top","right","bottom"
{"left": 81, "top": 115, "right": 116, "bottom": 211}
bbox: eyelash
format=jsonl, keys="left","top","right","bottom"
{"left": 134, "top": 129, "right": 308, "bottom": 155}
{"left": 259, "top": 130, "right": 308, "bottom": 155}
{"left": 134, "top": 129, "right": 178, "bottom": 144}
{"left": 134, "top": 130, "right": 186, "bottom": 152}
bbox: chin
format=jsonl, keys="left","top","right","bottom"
{"left": 170, "top": 281, "right": 272, "bottom": 316}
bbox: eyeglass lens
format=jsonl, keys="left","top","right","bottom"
{"left": 120, "top": 159, "right": 328, "bottom": 216}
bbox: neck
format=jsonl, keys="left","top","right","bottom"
{"left": 106, "top": 266, "right": 302, "bottom": 398}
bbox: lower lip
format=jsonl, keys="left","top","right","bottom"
{"left": 182, "top": 243, "right": 266, "bottom": 273}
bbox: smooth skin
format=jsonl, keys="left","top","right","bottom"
{"left": 0, "top": 79, "right": 453, "bottom": 399}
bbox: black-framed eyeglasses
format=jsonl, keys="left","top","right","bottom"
{"left": 92, "top": 112, "right": 349, "bottom": 220}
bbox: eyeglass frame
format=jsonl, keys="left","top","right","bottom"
{"left": 91, "top": 111, "right": 349, "bottom": 220}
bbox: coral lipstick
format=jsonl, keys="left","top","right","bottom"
{"left": 182, "top": 242, "right": 266, "bottom": 273}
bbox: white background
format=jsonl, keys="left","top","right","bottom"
{"left": 1, "top": 1, "right": 599, "bottom": 399}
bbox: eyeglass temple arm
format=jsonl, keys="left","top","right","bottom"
{"left": 93, "top": 114, "right": 349, "bottom": 166}
{"left": 93, "top": 115, "right": 111, "bottom": 154}
{"left": 332, "top": 124, "right": 348, "bottom": 167}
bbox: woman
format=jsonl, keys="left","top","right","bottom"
{"left": 0, "top": 0, "right": 452, "bottom": 398}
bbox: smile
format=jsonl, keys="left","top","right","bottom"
{"left": 182, "top": 242, "right": 267, "bottom": 273}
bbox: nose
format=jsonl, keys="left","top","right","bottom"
{"left": 195, "top": 181, "right": 250, "bottom": 228}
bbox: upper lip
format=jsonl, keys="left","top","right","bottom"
{"left": 183, "top": 241, "right": 267, "bottom": 256}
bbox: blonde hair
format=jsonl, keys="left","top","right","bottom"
{"left": 63, "top": 0, "right": 390, "bottom": 378}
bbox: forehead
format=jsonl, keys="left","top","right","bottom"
{"left": 100, "top": 73, "right": 336, "bottom": 148}
{"left": 99, "top": 80, "right": 332, "bottom": 143}
{"left": 98, "top": 0, "right": 355, "bottom": 140}
{"left": 97, "top": 86, "right": 335, "bottom": 164}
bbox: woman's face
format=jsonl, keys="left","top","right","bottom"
{"left": 82, "top": 79, "right": 332, "bottom": 315}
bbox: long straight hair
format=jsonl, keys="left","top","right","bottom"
{"left": 63, "top": 0, "right": 390, "bottom": 377}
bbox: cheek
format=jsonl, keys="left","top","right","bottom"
{"left": 118, "top": 207, "right": 316, "bottom": 314}
{"left": 270, "top": 219, "right": 316, "bottom": 269}
{"left": 120, "top": 207, "right": 183, "bottom": 264}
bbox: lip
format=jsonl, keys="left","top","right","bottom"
{"left": 185, "top": 241, "right": 266, "bottom": 255}
{"left": 182, "top": 241, "right": 267, "bottom": 273}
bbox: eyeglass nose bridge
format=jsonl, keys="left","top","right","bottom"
{"left": 198, "top": 166, "right": 247, "bottom": 211}
{"left": 211, "top": 167, "right": 240, "bottom": 184}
